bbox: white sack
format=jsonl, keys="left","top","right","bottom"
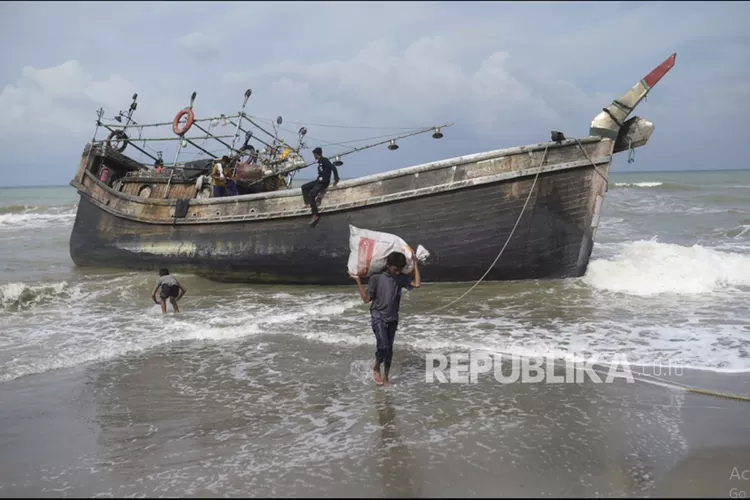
{"left": 347, "top": 224, "right": 430, "bottom": 277}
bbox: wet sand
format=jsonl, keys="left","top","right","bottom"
{"left": 1, "top": 337, "right": 749, "bottom": 498}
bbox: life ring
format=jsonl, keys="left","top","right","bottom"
{"left": 106, "top": 130, "right": 128, "bottom": 152}
{"left": 172, "top": 108, "right": 195, "bottom": 136}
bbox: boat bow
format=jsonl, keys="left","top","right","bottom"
{"left": 589, "top": 53, "right": 676, "bottom": 140}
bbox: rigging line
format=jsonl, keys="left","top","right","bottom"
{"left": 256, "top": 118, "right": 354, "bottom": 153}
{"left": 269, "top": 122, "right": 419, "bottom": 156}
{"left": 245, "top": 124, "right": 450, "bottom": 187}
{"left": 197, "top": 121, "right": 214, "bottom": 160}
{"left": 276, "top": 125, "right": 425, "bottom": 149}
{"left": 315, "top": 132, "right": 422, "bottom": 148}
{"left": 425, "top": 143, "right": 549, "bottom": 314}
{"left": 106, "top": 114, "right": 245, "bottom": 130}
{"left": 246, "top": 115, "right": 432, "bottom": 131}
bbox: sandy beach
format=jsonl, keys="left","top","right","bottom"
{"left": 1, "top": 342, "right": 748, "bottom": 498}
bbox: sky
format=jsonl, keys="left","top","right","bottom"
{"left": 0, "top": 1, "right": 748, "bottom": 187}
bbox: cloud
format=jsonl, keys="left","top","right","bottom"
{"left": 175, "top": 31, "right": 219, "bottom": 60}
{"left": 0, "top": 61, "right": 136, "bottom": 148}
{"left": 254, "top": 35, "right": 596, "bottom": 147}
{"left": 0, "top": 1, "right": 748, "bottom": 186}
{"left": 0, "top": 59, "right": 187, "bottom": 170}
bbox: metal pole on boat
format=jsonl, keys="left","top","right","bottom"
{"left": 82, "top": 108, "right": 106, "bottom": 183}
{"left": 245, "top": 123, "right": 455, "bottom": 188}
{"left": 171, "top": 92, "right": 197, "bottom": 168}
{"left": 117, "top": 94, "right": 138, "bottom": 133}
{"left": 192, "top": 122, "right": 236, "bottom": 153}
{"left": 242, "top": 115, "right": 278, "bottom": 143}
{"left": 99, "top": 123, "right": 159, "bottom": 162}
{"left": 226, "top": 118, "right": 275, "bottom": 150}
{"left": 182, "top": 137, "right": 217, "bottom": 159}
{"left": 166, "top": 92, "right": 197, "bottom": 198}
{"left": 106, "top": 94, "right": 139, "bottom": 151}
{"left": 92, "top": 108, "right": 105, "bottom": 142}
{"left": 230, "top": 89, "right": 252, "bottom": 152}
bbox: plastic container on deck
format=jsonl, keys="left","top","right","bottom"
{"left": 98, "top": 166, "right": 111, "bottom": 185}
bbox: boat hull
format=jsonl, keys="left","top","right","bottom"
{"left": 70, "top": 163, "right": 608, "bottom": 285}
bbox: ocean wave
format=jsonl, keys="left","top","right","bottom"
{"left": 583, "top": 239, "right": 750, "bottom": 295}
{"left": 711, "top": 224, "right": 750, "bottom": 240}
{"left": 614, "top": 181, "right": 664, "bottom": 188}
{"left": 611, "top": 181, "right": 700, "bottom": 192}
{"left": 0, "top": 278, "right": 365, "bottom": 382}
{"left": 2, "top": 256, "right": 749, "bottom": 384}
{"left": 0, "top": 205, "right": 35, "bottom": 215}
{"left": 0, "top": 205, "right": 77, "bottom": 230}
{"left": 0, "top": 281, "right": 85, "bottom": 311}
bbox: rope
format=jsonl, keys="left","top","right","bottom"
{"left": 590, "top": 367, "right": 750, "bottom": 403}
{"left": 425, "top": 143, "right": 549, "bottom": 314}
{"left": 627, "top": 138, "right": 635, "bottom": 164}
{"left": 574, "top": 137, "right": 609, "bottom": 191}
{"left": 413, "top": 133, "right": 750, "bottom": 404}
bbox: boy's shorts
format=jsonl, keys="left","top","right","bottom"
{"left": 160, "top": 283, "right": 180, "bottom": 299}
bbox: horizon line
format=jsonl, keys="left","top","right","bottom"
{"left": 1, "top": 167, "right": 749, "bottom": 189}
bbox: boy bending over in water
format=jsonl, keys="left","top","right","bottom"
{"left": 151, "top": 268, "right": 187, "bottom": 314}
{"left": 350, "top": 251, "right": 421, "bottom": 386}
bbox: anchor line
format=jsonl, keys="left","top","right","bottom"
{"left": 424, "top": 143, "right": 549, "bottom": 313}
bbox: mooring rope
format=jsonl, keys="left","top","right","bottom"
{"left": 418, "top": 137, "right": 750, "bottom": 403}
{"left": 425, "top": 143, "right": 549, "bottom": 313}
{"left": 589, "top": 367, "right": 750, "bottom": 403}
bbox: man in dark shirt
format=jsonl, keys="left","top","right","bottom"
{"left": 351, "top": 251, "right": 421, "bottom": 386}
{"left": 301, "top": 147, "right": 339, "bottom": 226}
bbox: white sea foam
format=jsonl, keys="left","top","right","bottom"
{"left": 583, "top": 239, "right": 750, "bottom": 295}
{"left": 2, "top": 234, "right": 750, "bottom": 383}
{"left": 0, "top": 278, "right": 366, "bottom": 382}
{"left": 614, "top": 182, "right": 664, "bottom": 188}
{"left": 0, "top": 281, "right": 83, "bottom": 310}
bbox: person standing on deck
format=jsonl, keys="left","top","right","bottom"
{"left": 350, "top": 252, "right": 421, "bottom": 386}
{"left": 222, "top": 155, "right": 239, "bottom": 196}
{"left": 301, "top": 147, "right": 339, "bottom": 226}
{"left": 151, "top": 268, "right": 187, "bottom": 314}
{"left": 211, "top": 157, "right": 229, "bottom": 197}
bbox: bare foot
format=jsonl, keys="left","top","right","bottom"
{"left": 309, "top": 215, "right": 320, "bottom": 226}
{"left": 382, "top": 378, "right": 391, "bottom": 387}
{"left": 373, "top": 370, "right": 383, "bottom": 385}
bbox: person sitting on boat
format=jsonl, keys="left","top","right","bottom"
{"left": 302, "top": 147, "right": 339, "bottom": 226}
{"left": 154, "top": 158, "right": 165, "bottom": 174}
{"left": 211, "top": 157, "right": 229, "bottom": 197}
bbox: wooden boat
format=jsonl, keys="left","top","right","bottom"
{"left": 68, "top": 53, "right": 676, "bottom": 285}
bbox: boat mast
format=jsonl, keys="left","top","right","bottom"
{"left": 231, "top": 89, "right": 253, "bottom": 152}
{"left": 171, "top": 92, "right": 198, "bottom": 166}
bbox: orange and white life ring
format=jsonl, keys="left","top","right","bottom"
{"left": 172, "top": 108, "right": 195, "bottom": 136}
